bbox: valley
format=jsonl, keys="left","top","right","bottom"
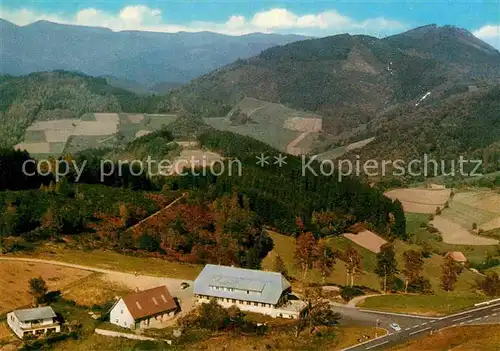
{"left": 1, "top": 14, "right": 500, "bottom": 351}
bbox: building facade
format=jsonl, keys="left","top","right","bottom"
{"left": 193, "top": 264, "right": 303, "bottom": 318}
{"left": 110, "top": 285, "right": 178, "bottom": 330}
{"left": 7, "top": 306, "right": 60, "bottom": 339}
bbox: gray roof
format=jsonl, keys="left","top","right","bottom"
{"left": 193, "top": 264, "right": 291, "bottom": 305}
{"left": 13, "top": 306, "right": 56, "bottom": 322}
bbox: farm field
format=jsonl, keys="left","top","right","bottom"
{"left": 431, "top": 215, "right": 499, "bottom": 245}
{"left": 384, "top": 188, "right": 451, "bottom": 214}
{"left": 0, "top": 260, "right": 91, "bottom": 314}
{"left": 15, "top": 113, "right": 178, "bottom": 156}
{"left": 390, "top": 325, "right": 500, "bottom": 351}
{"left": 204, "top": 97, "right": 324, "bottom": 154}
{"left": 343, "top": 230, "right": 387, "bottom": 253}
{"left": 169, "top": 149, "right": 224, "bottom": 175}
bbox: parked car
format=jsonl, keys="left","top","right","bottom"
{"left": 390, "top": 323, "right": 401, "bottom": 332}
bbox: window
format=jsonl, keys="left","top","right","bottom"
{"left": 254, "top": 302, "right": 258, "bottom": 306}
{"left": 247, "top": 290, "right": 249, "bottom": 294}
{"left": 120, "top": 310, "right": 123, "bottom": 314}
{"left": 115, "top": 319, "right": 118, "bottom": 323}
{"left": 232, "top": 299, "right": 236, "bottom": 303}
{"left": 246, "top": 301, "right": 251, "bottom": 305}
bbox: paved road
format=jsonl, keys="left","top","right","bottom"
{"left": 342, "top": 301, "right": 500, "bottom": 350}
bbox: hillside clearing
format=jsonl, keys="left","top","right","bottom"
{"left": 431, "top": 216, "right": 499, "bottom": 245}
{"left": 343, "top": 230, "right": 388, "bottom": 253}
{"left": 384, "top": 188, "right": 451, "bottom": 214}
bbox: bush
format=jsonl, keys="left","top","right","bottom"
{"left": 407, "top": 277, "right": 433, "bottom": 294}
{"left": 340, "top": 286, "right": 364, "bottom": 301}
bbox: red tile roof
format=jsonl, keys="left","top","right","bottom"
{"left": 122, "top": 286, "right": 176, "bottom": 320}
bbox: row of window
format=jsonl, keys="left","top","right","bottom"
{"left": 198, "top": 295, "right": 273, "bottom": 308}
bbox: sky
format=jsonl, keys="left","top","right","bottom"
{"left": 1, "top": 0, "right": 499, "bottom": 48}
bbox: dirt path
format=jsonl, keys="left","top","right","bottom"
{"left": 0, "top": 257, "right": 195, "bottom": 316}
{"left": 431, "top": 216, "right": 499, "bottom": 245}
{"left": 125, "top": 194, "right": 185, "bottom": 233}
{"left": 347, "top": 294, "right": 384, "bottom": 308}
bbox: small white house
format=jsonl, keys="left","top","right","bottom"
{"left": 110, "top": 285, "right": 177, "bottom": 330}
{"left": 193, "top": 264, "right": 304, "bottom": 318}
{"left": 7, "top": 306, "right": 60, "bottom": 339}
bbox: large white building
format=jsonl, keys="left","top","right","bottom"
{"left": 193, "top": 264, "right": 304, "bottom": 318}
{"left": 7, "top": 306, "right": 61, "bottom": 339}
{"left": 110, "top": 285, "right": 178, "bottom": 330}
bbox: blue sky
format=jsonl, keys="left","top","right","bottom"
{"left": 1, "top": 1, "right": 499, "bottom": 47}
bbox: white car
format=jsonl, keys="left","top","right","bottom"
{"left": 390, "top": 323, "right": 402, "bottom": 332}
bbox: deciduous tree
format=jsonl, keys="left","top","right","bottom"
{"left": 273, "top": 254, "right": 289, "bottom": 279}
{"left": 477, "top": 272, "right": 500, "bottom": 297}
{"left": 375, "top": 243, "right": 399, "bottom": 293}
{"left": 295, "top": 288, "right": 341, "bottom": 337}
{"left": 440, "top": 256, "right": 463, "bottom": 291}
{"left": 403, "top": 250, "right": 424, "bottom": 293}
{"left": 342, "top": 244, "right": 362, "bottom": 287}
{"left": 295, "top": 232, "right": 318, "bottom": 280}
{"left": 29, "top": 277, "right": 48, "bottom": 306}
{"left": 315, "top": 240, "right": 336, "bottom": 284}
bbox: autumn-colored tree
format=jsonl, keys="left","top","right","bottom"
{"left": 41, "top": 205, "right": 62, "bottom": 234}
{"left": 295, "top": 232, "right": 318, "bottom": 280}
{"left": 29, "top": 277, "right": 48, "bottom": 306}
{"left": 403, "top": 250, "right": 424, "bottom": 293}
{"left": 375, "top": 243, "right": 399, "bottom": 293}
{"left": 477, "top": 272, "right": 500, "bottom": 297}
{"left": 342, "top": 244, "right": 362, "bottom": 287}
{"left": 441, "top": 256, "right": 463, "bottom": 291}
{"left": 315, "top": 240, "right": 336, "bottom": 284}
{"left": 295, "top": 288, "right": 341, "bottom": 337}
{"left": 273, "top": 254, "right": 289, "bottom": 279}
{"left": 119, "top": 203, "right": 131, "bottom": 228}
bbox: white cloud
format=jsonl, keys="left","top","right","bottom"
{"left": 473, "top": 25, "right": 500, "bottom": 50}
{"left": 0, "top": 5, "right": 407, "bottom": 36}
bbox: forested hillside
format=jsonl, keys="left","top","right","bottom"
{"left": 169, "top": 25, "right": 500, "bottom": 134}
{"left": 0, "top": 129, "right": 406, "bottom": 255}
{"left": 350, "top": 84, "right": 500, "bottom": 176}
{"left": 0, "top": 71, "right": 164, "bottom": 147}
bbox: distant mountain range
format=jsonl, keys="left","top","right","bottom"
{"left": 171, "top": 24, "right": 500, "bottom": 132}
{"left": 0, "top": 19, "right": 307, "bottom": 86}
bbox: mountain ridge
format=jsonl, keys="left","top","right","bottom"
{"left": 0, "top": 18, "right": 309, "bottom": 85}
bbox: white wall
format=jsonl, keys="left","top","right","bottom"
{"left": 7, "top": 312, "right": 61, "bottom": 339}
{"left": 195, "top": 295, "right": 299, "bottom": 318}
{"left": 110, "top": 299, "right": 135, "bottom": 329}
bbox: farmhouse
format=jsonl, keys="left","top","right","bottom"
{"left": 109, "top": 285, "right": 177, "bottom": 330}
{"left": 446, "top": 251, "right": 468, "bottom": 264}
{"left": 7, "top": 306, "right": 60, "bottom": 339}
{"left": 193, "top": 264, "right": 304, "bottom": 318}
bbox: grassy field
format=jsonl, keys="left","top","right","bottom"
{"left": 358, "top": 213, "right": 495, "bottom": 315}
{"left": 262, "top": 229, "right": 488, "bottom": 315}
{"left": 390, "top": 325, "right": 500, "bottom": 351}
{"left": 181, "top": 325, "right": 384, "bottom": 351}
{"left": 261, "top": 230, "right": 381, "bottom": 289}
{"left": 0, "top": 260, "right": 92, "bottom": 314}
{"left": 11, "top": 244, "right": 203, "bottom": 280}
{"left": 63, "top": 273, "right": 132, "bottom": 307}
